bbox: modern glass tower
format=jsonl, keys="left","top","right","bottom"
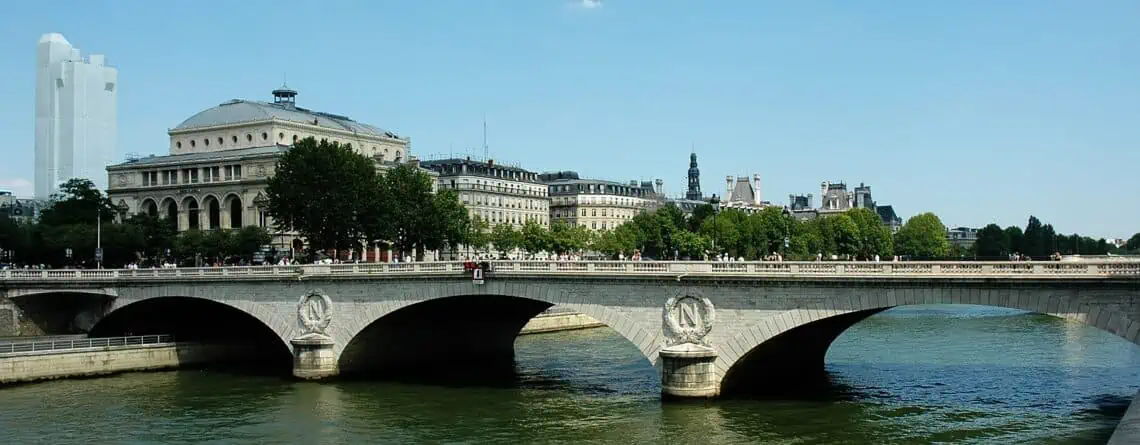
{"left": 35, "top": 33, "right": 118, "bottom": 198}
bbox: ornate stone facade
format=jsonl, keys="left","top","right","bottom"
{"left": 541, "top": 171, "right": 664, "bottom": 232}
{"left": 105, "top": 85, "right": 414, "bottom": 251}
{"left": 421, "top": 158, "right": 549, "bottom": 227}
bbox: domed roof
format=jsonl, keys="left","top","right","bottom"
{"left": 171, "top": 88, "right": 397, "bottom": 139}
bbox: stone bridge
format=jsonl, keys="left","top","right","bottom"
{"left": 2, "top": 260, "right": 1138, "bottom": 398}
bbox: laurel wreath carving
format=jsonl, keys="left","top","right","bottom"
{"left": 662, "top": 295, "right": 715, "bottom": 347}
{"left": 297, "top": 289, "right": 333, "bottom": 335}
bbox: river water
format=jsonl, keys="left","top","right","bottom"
{"left": 2, "top": 305, "right": 1138, "bottom": 444}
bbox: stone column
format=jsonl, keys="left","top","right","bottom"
{"left": 659, "top": 293, "right": 719, "bottom": 399}
{"left": 291, "top": 289, "right": 338, "bottom": 379}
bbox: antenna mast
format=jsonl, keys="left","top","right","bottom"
{"left": 482, "top": 113, "right": 489, "bottom": 160}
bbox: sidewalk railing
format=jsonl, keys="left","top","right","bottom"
{"left": 0, "top": 335, "right": 176, "bottom": 355}
{"left": 0, "top": 261, "right": 1138, "bottom": 281}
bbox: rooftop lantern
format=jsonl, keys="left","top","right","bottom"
{"left": 272, "top": 84, "right": 297, "bottom": 109}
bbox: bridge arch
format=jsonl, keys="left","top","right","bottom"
{"left": 718, "top": 287, "right": 1139, "bottom": 396}
{"left": 334, "top": 286, "right": 662, "bottom": 377}
{"left": 89, "top": 296, "right": 296, "bottom": 356}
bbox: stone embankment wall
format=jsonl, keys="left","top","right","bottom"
{"left": 519, "top": 311, "right": 604, "bottom": 335}
{"left": 0, "top": 343, "right": 249, "bottom": 385}
{"left": 1109, "top": 390, "right": 1140, "bottom": 444}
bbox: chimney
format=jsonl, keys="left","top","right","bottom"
{"left": 807, "top": 193, "right": 813, "bottom": 208}
{"left": 820, "top": 181, "right": 829, "bottom": 200}
{"left": 654, "top": 179, "right": 663, "bottom": 194}
{"left": 752, "top": 174, "right": 762, "bottom": 205}
{"left": 726, "top": 176, "right": 734, "bottom": 201}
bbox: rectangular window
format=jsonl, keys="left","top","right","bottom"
{"left": 233, "top": 165, "right": 242, "bottom": 180}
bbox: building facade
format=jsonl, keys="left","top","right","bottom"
{"left": 35, "top": 33, "right": 118, "bottom": 198}
{"left": 720, "top": 175, "right": 769, "bottom": 213}
{"left": 106, "top": 86, "right": 412, "bottom": 253}
{"left": 947, "top": 227, "right": 980, "bottom": 249}
{"left": 787, "top": 181, "right": 903, "bottom": 230}
{"left": 421, "top": 158, "right": 549, "bottom": 227}
{"left": 541, "top": 171, "right": 663, "bottom": 231}
{"left": 0, "top": 191, "right": 40, "bottom": 224}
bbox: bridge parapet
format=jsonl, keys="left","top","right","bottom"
{"left": 1, "top": 260, "right": 1138, "bottom": 282}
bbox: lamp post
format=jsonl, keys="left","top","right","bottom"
{"left": 95, "top": 207, "right": 102, "bottom": 269}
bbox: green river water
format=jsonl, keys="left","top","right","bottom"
{"left": 1, "top": 305, "right": 1138, "bottom": 444}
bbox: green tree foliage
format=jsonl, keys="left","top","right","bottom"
{"left": 466, "top": 216, "right": 491, "bottom": 254}
{"left": 893, "top": 212, "right": 950, "bottom": 258}
{"left": 422, "top": 189, "right": 472, "bottom": 255}
{"left": 520, "top": 221, "right": 552, "bottom": 254}
{"left": 373, "top": 164, "right": 467, "bottom": 261}
{"left": 674, "top": 230, "right": 713, "bottom": 260}
{"left": 38, "top": 178, "right": 117, "bottom": 227}
{"left": 233, "top": 226, "right": 272, "bottom": 261}
{"left": 549, "top": 220, "right": 593, "bottom": 254}
{"left": 266, "top": 137, "right": 379, "bottom": 254}
{"left": 973, "top": 224, "right": 1008, "bottom": 258}
{"left": 1021, "top": 216, "right": 1045, "bottom": 258}
{"left": 1004, "top": 226, "right": 1024, "bottom": 255}
{"left": 847, "top": 208, "right": 893, "bottom": 259}
{"left": 490, "top": 223, "right": 523, "bottom": 256}
{"left": 687, "top": 204, "right": 718, "bottom": 232}
{"left": 591, "top": 224, "right": 639, "bottom": 258}
{"left": 825, "top": 214, "right": 861, "bottom": 257}
{"left": 1127, "top": 233, "right": 1140, "bottom": 252}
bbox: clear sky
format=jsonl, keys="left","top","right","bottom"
{"left": 1, "top": 0, "right": 1137, "bottom": 238}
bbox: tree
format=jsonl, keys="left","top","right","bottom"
{"left": 847, "top": 208, "right": 892, "bottom": 259}
{"left": 490, "top": 223, "right": 523, "bottom": 257}
{"left": 674, "top": 230, "right": 712, "bottom": 260}
{"left": 422, "top": 189, "right": 471, "bottom": 255}
{"left": 592, "top": 224, "right": 638, "bottom": 258}
{"left": 700, "top": 212, "right": 740, "bottom": 257}
{"left": 38, "top": 178, "right": 116, "bottom": 227}
{"left": 466, "top": 216, "right": 491, "bottom": 255}
{"left": 520, "top": 221, "right": 552, "bottom": 254}
{"left": 1127, "top": 233, "right": 1140, "bottom": 253}
{"left": 1022, "top": 216, "right": 1045, "bottom": 258}
{"left": 755, "top": 207, "right": 794, "bottom": 255}
{"left": 233, "top": 226, "right": 272, "bottom": 262}
{"left": 973, "top": 224, "right": 1008, "bottom": 258}
{"left": 894, "top": 212, "right": 950, "bottom": 258}
{"left": 266, "top": 137, "right": 380, "bottom": 255}
{"left": 549, "top": 220, "right": 593, "bottom": 254}
{"left": 373, "top": 164, "right": 440, "bottom": 261}
{"left": 124, "top": 213, "right": 177, "bottom": 262}
{"left": 173, "top": 229, "right": 207, "bottom": 265}
{"left": 1004, "top": 226, "right": 1024, "bottom": 255}
{"left": 826, "top": 214, "right": 861, "bottom": 258}
{"left": 687, "top": 204, "right": 718, "bottom": 232}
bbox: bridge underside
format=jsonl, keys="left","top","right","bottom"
{"left": 89, "top": 297, "right": 292, "bottom": 372}
{"left": 338, "top": 295, "right": 553, "bottom": 383}
{"left": 2, "top": 292, "right": 111, "bottom": 336}
{"left": 720, "top": 308, "right": 888, "bottom": 398}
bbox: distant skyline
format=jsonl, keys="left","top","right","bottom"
{"left": 0, "top": 1, "right": 1137, "bottom": 237}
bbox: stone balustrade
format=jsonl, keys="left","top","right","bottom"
{"left": 1, "top": 260, "right": 1138, "bottom": 282}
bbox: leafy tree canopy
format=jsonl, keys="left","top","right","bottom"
{"left": 266, "top": 137, "right": 379, "bottom": 253}
{"left": 893, "top": 212, "right": 950, "bottom": 258}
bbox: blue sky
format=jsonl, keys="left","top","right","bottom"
{"left": 1, "top": 0, "right": 1137, "bottom": 238}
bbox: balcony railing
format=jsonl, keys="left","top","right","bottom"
{"left": 0, "top": 335, "right": 177, "bottom": 355}
{"left": 1, "top": 261, "right": 1138, "bottom": 282}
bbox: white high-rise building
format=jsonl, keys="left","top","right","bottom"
{"left": 35, "top": 33, "right": 118, "bottom": 199}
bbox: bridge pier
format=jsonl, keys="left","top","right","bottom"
{"left": 291, "top": 336, "right": 338, "bottom": 380}
{"left": 660, "top": 344, "right": 718, "bottom": 398}
{"left": 291, "top": 290, "right": 338, "bottom": 380}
